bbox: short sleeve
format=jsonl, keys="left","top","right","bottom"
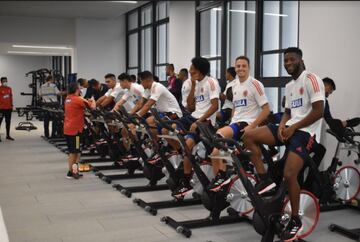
{"left": 54, "top": 86, "right": 60, "bottom": 95}
{"left": 207, "top": 78, "right": 220, "bottom": 100}
{"left": 110, "top": 87, "right": 121, "bottom": 99}
{"left": 150, "top": 83, "right": 162, "bottom": 101}
{"left": 284, "top": 84, "right": 291, "bottom": 109}
{"left": 104, "top": 89, "right": 112, "bottom": 97}
{"left": 251, "top": 80, "right": 268, "bottom": 107}
{"left": 305, "top": 74, "right": 325, "bottom": 103}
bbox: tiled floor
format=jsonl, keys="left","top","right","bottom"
{"left": 0, "top": 116, "right": 358, "bottom": 242}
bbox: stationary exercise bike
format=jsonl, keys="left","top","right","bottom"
{"left": 209, "top": 135, "right": 323, "bottom": 242}
{"left": 161, "top": 122, "right": 252, "bottom": 237}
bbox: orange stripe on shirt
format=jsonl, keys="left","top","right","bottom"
{"left": 307, "top": 74, "right": 319, "bottom": 92}
{"left": 208, "top": 79, "right": 216, "bottom": 91}
{"left": 252, "top": 80, "right": 263, "bottom": 96}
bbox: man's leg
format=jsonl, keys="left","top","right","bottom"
{"left": 281, "top": 151, "right": 304, "bottom": 241}
{"left": 43, "top": 113, "right": 50, "bottom": 138}
{"left": 172, "top": 136, "right": 196, "bottom": 198}
{"left": 211, "top": 126, "right": 234, "bottom": 175}
{"left": 0, "top": 110, "right": 4, "bottom": 141}
{"left": 5, "top": 109, "right": 13, "bottom": 139}
{"left": 243, "top": 125, "right": 278, "bottom": 194}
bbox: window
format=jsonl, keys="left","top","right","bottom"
{"left": 261, "top": 1, "right": 299, "bottom": 112}
{"left": 227, "top": 1, "right": 256, "bottom": 75}
{"left": 196, "top": 1, "right": 299, "bottom": 112}
{"left": 155, "top": 1, "right": 169, "bottom": 82}
{"left": 198, "top": 4, "right": 222, "bottom": 79}
{"left": 126, "top": 1, "right": 169, "bottom": 82}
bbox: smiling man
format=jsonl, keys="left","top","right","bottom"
{"left": 243, "top": 47, "right": 325, "bottom": 241}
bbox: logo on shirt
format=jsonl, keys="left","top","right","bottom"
{"left": 195, "top": 95, "right": 205, "bottom": 102}
{"left": 243, "top": 90, "right": 248, "bottom": 97}
{"left": 65, "top": 99, "right": 72, "bottom": 103}
{"left": 234, "top": 99, "right": 247, "bottom": 107}
{"left": 299, "top": 87, "right": 304, "bottom": 95}
{"left": 291, "top": 98, "right": 303, "bottom": 108}
{"left": 200, "top": 87, "right": 204, "bottom": 93}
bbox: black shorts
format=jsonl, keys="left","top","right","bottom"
{"left": 267, "top": 123, "right": 316, "bottom": 161}
{"left": 65, "top": 133, "right": 82, "bottom": 154}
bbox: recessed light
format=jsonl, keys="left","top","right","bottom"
{"left": 12, "top": 45, "right": 72, "bottom": 50}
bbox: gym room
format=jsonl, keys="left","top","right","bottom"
{"left": 0, "top": 1, "right": 359, "bottom": 242}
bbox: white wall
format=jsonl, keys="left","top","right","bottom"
{"left": 169, "top": 1, "right": 196, "bottom": 73}
{"left": 0, "top": 54, "right": 51, "bottom": 108}
{"left": 74, "top": 17, "right": 126, "bottom": 81}
{"left": 299, "top": 1, "right": 360, "bottom": 190}
{"left": 0, "top": 16, "right": 75, "bottom": 45}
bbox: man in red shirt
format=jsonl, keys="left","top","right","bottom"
{"left": 64, "top": 83, "right": 95, "bottom": 179}
{"left": 0, "top": 77, "right": 14, "bottom": 141}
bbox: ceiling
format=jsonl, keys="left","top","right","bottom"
{"left": 0, "top": 1, "right": 146, "bottom": 20}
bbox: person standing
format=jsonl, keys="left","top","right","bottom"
{"left": 166, "top": 64, "right": 182, "bottom": 100}
{"left": 39, "top": 75, "right": 61, "bottom": 138}
{"left": 0, "top": 77, "right": 14, "bottom": 141}
{"left": 64, "top": 83, "right": 95, "bottom": 179}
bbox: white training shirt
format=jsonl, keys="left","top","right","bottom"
{"left": 285, "top": 70, "right": 325, "bottom": 136}
{"left": 121, "top": 82, "right": 146, "bottom": 106}
{"left": 191, "top": 76, "right": 220, "bottom": 125}
{"left": 222, "top": 79, "right": 237, "bottom": 110}
{"left": 105, "top": 83, "right": 134, "bottom": 111}
{"left": 39, "top": 82, "right": 60, "bottom": 103}
{"left": 181, "top": 78, "right": 192, "bottom": 108}
{"left": 148, "top": 82, "right": 183, "bottom": 118}
{"left": 231, "top": 76, "right": 268, "bottom": 124}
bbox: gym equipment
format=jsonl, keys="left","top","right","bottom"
{"left": 192, "top": 136, "right": 321, "bottom": 241}
{"left": 327, "top": 122, "right": 360, "bottom": 241}
{"left": 15, "top": 122, "right": 37, "bottom": 131}
{"left": 160, "top": 122, "right": 252, "bottom": 237}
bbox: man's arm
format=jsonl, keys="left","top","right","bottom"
{"left": 138, "top": 99, "right": 156, "bottom": 117}
{"left": 98, "top": 96, "right": 114, "bottom": 108}
{"left": 129, "top": 97, "right": 145, "bottom": 115}
{"left": 250, "top": 104, "right": 270, "bottom": 128}
{"left": 187, "top": 80, "right": 196, "bottom": 112}
{"left": 96, "top": 95, "right": 106, "bottom": 106}
{"left": 197, "top": 98, "right": 218, "bottom": 122}
{"left": 113, "top": 99, "right": 126, "bottom": 111}
{"left": 282, "top": 101, "right": 324, "bottom": 141}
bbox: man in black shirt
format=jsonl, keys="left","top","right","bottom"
{"left": 87, "top": 79, "right": 109, "bottom": 101}
{"left": 323, "top": 77, "right": 359, "bottom": 128}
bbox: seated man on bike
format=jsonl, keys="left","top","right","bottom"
{"left": 96, "top": 73, "right": 133, "bottom": 111}
{"left": 243, "top": 47, "right": 325, "bottom": 241}
{"left": 171, "top": 57, "right": 221, "bottom": 198}
{"left": 208, "top": 56, "right": 270, "bottom": 192}
{"left": 215, "top": 66, "right": 237, "bottom": 127}
{"left": 136, "top": 71, "right": 183, "bottom": 161}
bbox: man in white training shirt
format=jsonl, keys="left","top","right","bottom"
{"left": 216, "top": 67, "right": 237, "bottom": 126}
{"left": 113, "top": 73, "right": 146, "bottom": 114}
{"left": 96, "top": 73, "right": 133, "bottom": 112}
{"left": 179, "top": 68, "right": 191, "bottom": 112}
{"left": 244, "top": 47, "right": 325, "bottom": 241}
{"left": 208, "top": 56, "right": 270, "bottom": 192}
{"left": 172, "top": 57, "right": 221, "bottom": 199}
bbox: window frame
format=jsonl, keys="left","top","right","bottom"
{"left": 195, "top": 0, "right": 299, "bottom": 111}
{"left": 125, "top": 1, "right": 169, "bottom": 82}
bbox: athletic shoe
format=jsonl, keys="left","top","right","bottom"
{"left": 6, "top": 136, "right": 14, "bottom": 141}
{"left": 281, "top": 216, "right": 303, "bottom": 241}
{"left": 208, "top": 171, "right": 231, "bottom": 192}
{"left": 66, "top": 171, "right": 80, "bottom": 179}
{"left": 255, "top": 177, "right": 276, "bottom": 195}
{"left": 172, "top": 179, "right": 193, "bottom": 199}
